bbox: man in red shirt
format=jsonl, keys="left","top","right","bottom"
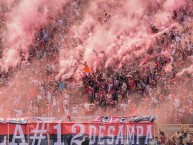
{"left": 159, "top": 131, "right": 166, "bottom": 145}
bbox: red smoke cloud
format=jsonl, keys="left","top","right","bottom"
{"left": 56, "top": 0, "right": 188, "bottom": 80}
{"left": 1, "top": 0, "right": 67, "bottom": 71}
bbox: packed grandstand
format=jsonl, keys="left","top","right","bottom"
{"left": 0, "top": 0, "right": 193, "bottom": 144}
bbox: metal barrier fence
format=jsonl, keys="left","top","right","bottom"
{"left": 156, "top": 124, "right": 193, "bottom": 145}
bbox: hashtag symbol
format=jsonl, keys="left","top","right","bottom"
{"left": 30, "top": 123, "right": 47, "bottom": 145}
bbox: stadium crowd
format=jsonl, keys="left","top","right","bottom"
{"left": 81, "top": 6, "right": 193, "bottom": 124}
{"left": 0, "top": 0, "right": 192, "bottom": 126}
